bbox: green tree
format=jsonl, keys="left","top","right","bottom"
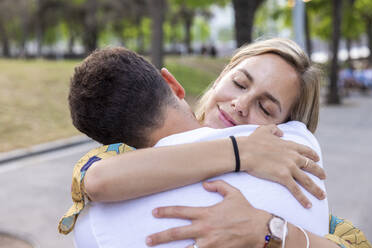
{"left": 59, "top": 0, "right": 86, "bottom": 55}
{"left": 355, "top": 0, "right": 372, "bottom": 63}
{"left": 33, "top": 0, "right": 65, "bottom": 57}
{"left": 0, "top": 0, "right": 36, "bottom": 57}
{"left": 149, "top": 0, "right": 166, "bottom": 69}
{"left": 0, "top": 0, "right": 17, "bottom": 57}
{"left": 192, "top": 17, "right": 211, "bottom": 44}
{"left": 169, "top": 0, "right": 228, "bottom": 54}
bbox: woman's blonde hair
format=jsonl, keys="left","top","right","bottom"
{"left": 195, "top": 38, "right": 322, "bottom": 133}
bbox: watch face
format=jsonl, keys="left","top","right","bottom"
{"left": 269, "top": 216, "right": 285, "bottom": 239}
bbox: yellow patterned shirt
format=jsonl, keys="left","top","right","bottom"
{"left": 58, "top": 143, "right": 372, "bottom": 248}
{"left": 58, "top": 143, "right": 133, "bottom": 235}
{"left": 326, "top": 215, "right": 372, "bottom": 248}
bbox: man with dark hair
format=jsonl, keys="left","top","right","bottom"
{"left": 59, "top": 47, "right": 201, "bottom": 235}
{"left": 69, "top": 47, "right": 190, "bottom": 148}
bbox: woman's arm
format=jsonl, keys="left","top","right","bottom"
{"left": 84, "top": 125, "right": 325, "bottom": 207}
{"left": 145, "top": 180, "right": 342, "bottom": 248}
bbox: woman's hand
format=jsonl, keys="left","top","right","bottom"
{"left": 237, "top": 124, "right": 326, "bottom": 208}
{"left": 146, "top": 180, "right": 271, "bottom": 248}
{"left": 147, "top": 180, "right": 339, "bottom": 248}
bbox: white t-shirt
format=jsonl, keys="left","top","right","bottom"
{"left": 74, "top": 121, "right": 329, "bottom": 248}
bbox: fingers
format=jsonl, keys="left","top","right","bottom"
{"left": 257, "top": 124, "right": 283, "bottom": 137}
{"left": 269, "top": 125, "right": 284, "bottom": 137}
{"left": 282, "top": 177, "right": 312, "bottom": 208}
{"left": 293, "top": 169, "right": 326, "bottom": 201}
{"left": 146, "top": 224, "right": 195, "bottom": 246}
{"left": 203, "top": 180, "right": 238, "bottom": 197}
{"left": 293, "top": 143, "right": 320, "bottom": 162}
{"left": 301, "top": 158, "right": 326, "bottom": 180}
{"left": 153, "top": 206, "right": 204, "bottom": 220}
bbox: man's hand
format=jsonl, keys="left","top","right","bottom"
{"left": 237, "top": 124, "right": 326, "bottom": 208}
{"left": 146, "top": 180, "right": 271, "bottom": 248}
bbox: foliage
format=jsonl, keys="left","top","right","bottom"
{"left": 192, "top": 17, "right": 211, "bottom": 43}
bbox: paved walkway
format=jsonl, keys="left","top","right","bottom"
{"left": 316, "top": 94, "right": 372, "bottom": 238}
{"left": 0, "top": 142, "right": 99, "bottom": 248}
{"left": 0, "top": 95, "right": 371, "bottom": 247}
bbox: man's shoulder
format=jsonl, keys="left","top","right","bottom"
{"left": 74, "top": 143, "right": 134, "bottom": 169}
{"left": 279, "top": 121, "right": 320, "bottom": 149}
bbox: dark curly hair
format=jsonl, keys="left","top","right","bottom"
{"left": 68, "top": 47, "right": 175, "bottom": 148}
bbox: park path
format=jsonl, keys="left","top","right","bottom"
{"left": 0, "top": 95, "right": 371, "bottom": 248}
{"left": 316, "top": 94, "right": 372, "bottom": 238}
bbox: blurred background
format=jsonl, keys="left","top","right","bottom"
{"left": 1, "top": 0, "right": 372, "bottom": 152}
{"left": 0, "top": 0, "right": 371, "bottom": 247}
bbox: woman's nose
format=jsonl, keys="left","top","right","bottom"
{"left": 231, "top": 95, "right": 251, "bottom": 117}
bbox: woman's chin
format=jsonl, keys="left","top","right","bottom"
{"left": 203, "top": 118, "right": 225, "bottom": 129}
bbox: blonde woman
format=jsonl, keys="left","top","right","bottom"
{"left": 60, "top": 39, "right": 371, "bottom": 248}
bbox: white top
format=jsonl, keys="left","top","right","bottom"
{"left": 74, "top": 121, "right": 329, "bottom": 248}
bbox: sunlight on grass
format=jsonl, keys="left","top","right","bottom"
{"left": 0, "top": 59, "right": 80, "bottom": 152}
{"left": 0, "top": 56, "right": 226, "bottom": 152}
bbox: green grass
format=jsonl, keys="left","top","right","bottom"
{"left": 165, "top": 56, "right": 228, "bottom": 96}
{"left": 0, "top": 59, "right": 80, "bottom": 152}
{"left": 0, "top": 56, "right": 227, "bottom": 152}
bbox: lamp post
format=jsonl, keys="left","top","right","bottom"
{"left": 292, "top": 0, "right": 306, "bottom": 50}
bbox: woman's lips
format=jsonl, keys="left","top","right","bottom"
{"left": 218, "top": 106, "right": 236, "bottom": 127}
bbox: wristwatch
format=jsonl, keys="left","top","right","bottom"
{"left": 266, "top": 215, "right": 287, "bottom": 248}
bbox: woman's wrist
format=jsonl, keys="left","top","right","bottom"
{"left": 284, "top": 223, "right": 307, "bottom": 248}
{"left": 282, "top": 222, "right": 339, "bottom": 248}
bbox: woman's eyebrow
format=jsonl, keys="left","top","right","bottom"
{"left": 237, "top": 68, "right": 282, "bottom": 113}
{"left": 238, "top": 68, "right": 254, "bottom": 82}
{"left": 263, "top": 93, "right": 282, "bottom": 113}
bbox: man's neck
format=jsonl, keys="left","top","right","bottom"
{"left": 148, "top": 106, "right": 202, "bottom": 147}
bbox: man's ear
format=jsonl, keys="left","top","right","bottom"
{"left": 161, "top": 68, "right": 185, "bottom": 99}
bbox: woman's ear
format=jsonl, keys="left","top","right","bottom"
{"left": 161, "top": 68, "right": 185, "bottom": 99}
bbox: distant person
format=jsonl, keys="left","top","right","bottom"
{"left": 354, "top": 65, "right": 369, "bottom": 94}
{"left": 209, "top": 44, "right": 217, "bottom": 57}
{"left": 200, "top": 44, "right": 207, "bottom": 55}
{"left": 339, "top": 65, "right": 359, "bottom": 96}
{"left": 364, "top": 64, "right": 372, "bottom": 90}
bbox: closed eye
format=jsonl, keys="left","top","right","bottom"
{"left": 259, "top": 102, "right": 270, "bottom": 116}
{"left": 233, "top": 80, "right": 245, "bottom": 89}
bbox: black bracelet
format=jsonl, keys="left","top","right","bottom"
{"left": 229, "top": 136, "right": 240, "bottom": 172}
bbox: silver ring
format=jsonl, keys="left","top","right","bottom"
{"left": 304, "top": 158, "right": 310, "bottom": 169}
{"left": 193, "top": 244, "right": 200, "bottom": 248}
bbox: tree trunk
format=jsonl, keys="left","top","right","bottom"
{"left": 184, "top": 14, "right": 193, "bottom": 54}
{"left": 19, "top": 18, "right": 28, "bottom": 58}
{"left": 366, "top": 17, "right": 372, "bottom": 64}
{"left": 180, "top": 5, "right": 194, "bottom": 54}
{"left": 137, "top": 29, "right": 144, "bottom": 54}
{"left": 68, "top": 34, "right": 75, "bottom": 55}
{"left": 19, "top": 39, "right": 26, "bottom": 58}
{"left": 0, "top": 23, "right": 10, "bottom": 57}
{"left": 83, "top": 0, "right": 98, "bottom": 55}
{"left": 35, "top": 0, "right": 43, "bottom": 57}
{"left": 232, "top": 0, "right": 265, "bottom": 48}
{"left": 327, "top": 0, "right": 342, "bottom": 105}
{"left": 136, "top": 17, "right": 145, "bottom": 54}
{"left": 304, "top": 5, "right": 312, "bottom": 58}
{"left": 149, "top": 0, "right": 165, "bottom": 69}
